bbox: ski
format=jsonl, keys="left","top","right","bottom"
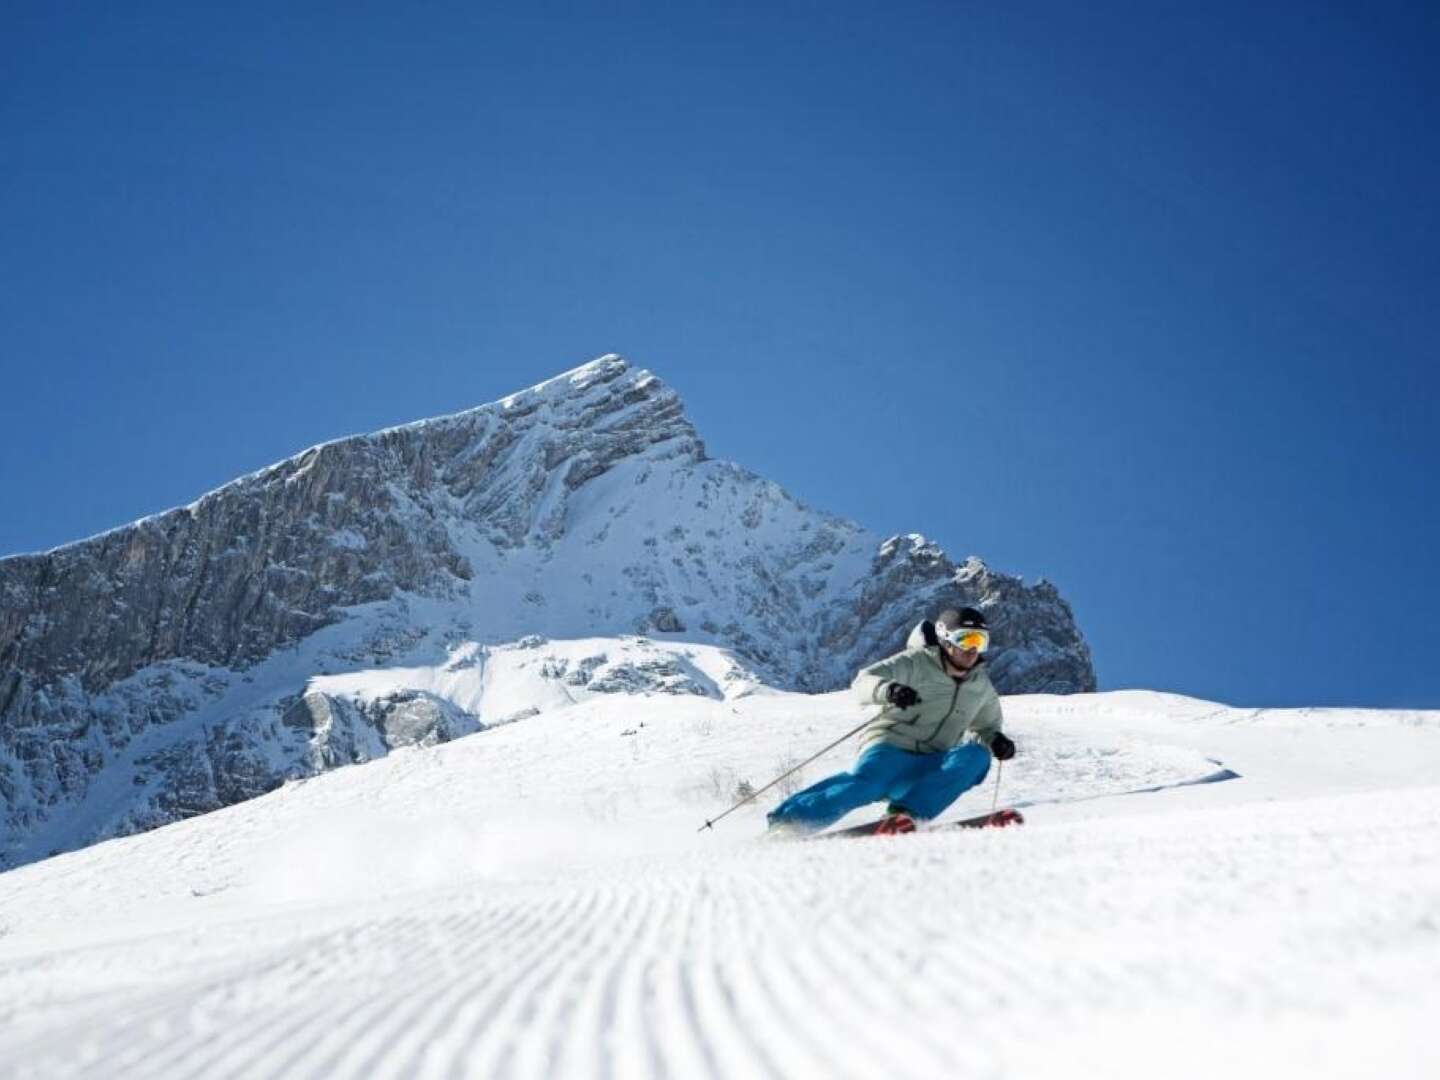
{"left": 949, "top": 808, "right": 1024, "bottom": 830}
{"left": 808, "top": 807, "right": 1024, "bottom": 840}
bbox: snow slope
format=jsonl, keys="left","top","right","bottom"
{"left": 1, "top": 656, "right": 1437, "bottom": 1079}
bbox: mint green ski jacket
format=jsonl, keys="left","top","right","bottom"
{"left": 851, "top": 641, "right": 1004, "bottom": 755}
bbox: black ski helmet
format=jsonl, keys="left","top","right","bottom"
{"left": 936, "top": 607, "right": 987, "bottom": 632}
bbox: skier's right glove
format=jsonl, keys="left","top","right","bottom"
{"left": 885, "top": 683, "right": 922, "bottom": 709}
{"left": 990, "top": 733, "right": 1016, "bottom": 760}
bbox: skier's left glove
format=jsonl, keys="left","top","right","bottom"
{"left": 990, "top": 733, "right": 1016, "bottom": 760}
{"left": 885, "top": 683, "right": 922, "bottom": 709}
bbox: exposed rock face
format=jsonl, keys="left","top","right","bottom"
{"left": 815, "top": 538, "right": 1094, "bottom": 694}
{"left": 0, "top": 356, "right": 1093, "bottom": 868}
{"left": 0, "top": 359, "right": 696, "bottom": 694}
{"left": 283, "top": 690, "right": 481, "bottom": 768}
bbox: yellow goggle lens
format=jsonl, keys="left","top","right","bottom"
{"left": 942, "top": 628, "right": 989, "bottom": 652}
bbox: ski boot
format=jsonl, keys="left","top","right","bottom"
{"left": 872, "top": 812, "right": 917, "bottom": 836}
{"left": 764, "top": 814, "right": 811, "bottom": 841}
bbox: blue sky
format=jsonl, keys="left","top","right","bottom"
{"left": 3, "top": 1, "right": 1436, "bottom": 708}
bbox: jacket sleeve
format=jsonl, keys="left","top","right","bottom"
{"left": 851, "top": 649, "right": 917, "bottom": 706}
{"left": 970, "top": 691, "right": 1004, "bottom": 749}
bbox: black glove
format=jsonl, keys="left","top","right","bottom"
{"left": 885, "top": 683, "right": 921, "bottom": 709}
{"left": 990, "top": 732, "right": 1016, "bottom": 760}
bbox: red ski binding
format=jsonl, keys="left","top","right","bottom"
{"left": 872, "top": 813, "right": 918, "bottom": 836}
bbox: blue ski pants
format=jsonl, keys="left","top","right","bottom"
{"left": 767, "top": 741, "right": 991, "bottom": 833}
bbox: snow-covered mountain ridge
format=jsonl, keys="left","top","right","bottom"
{"left": 0, "top": 355, "right": 1092, "bottom": 869}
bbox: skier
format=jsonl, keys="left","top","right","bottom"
{"left": 767, "top": 607, "right": 1016, "bottom": 836}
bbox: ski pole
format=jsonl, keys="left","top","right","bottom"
{"left": 697, "top": 713, "right": 877, "bottom": 832}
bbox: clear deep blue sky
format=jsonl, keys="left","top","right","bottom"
{"left": 3, "top": 2, "right": 1436, "bottom": 708}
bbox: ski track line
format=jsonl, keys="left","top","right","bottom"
{"left": 502, "top": 882, "right": 643, "bottom": 1078}
{"left": 462, "top": 886, "right": 618, "bottom": 1078}
{"left": 295, "top": 897, "right": 537, "bottom": 1079}
{"left": 305, "top": 911, "right": 505, "bottom": 1080}
{"left": 152, "top": 919, "right": 402, "bottom": 1080}
{"left": 587, "top": 882, "right": 698, "bottom": 1079}
{"left": 364, "top": 906, "right": 530, "bottom": 1079}
{"left": 685, "top": 877, "right": 782, "bottom": 1080}
{"left": 65, "top": 900, "right": 499, "bottom": 1080}
{"left": 815, "top": 865, "right": 996, "bottom": 1070}
{"left": 726, "top": 856, "right": 906, "bottom": 1078}
{"left": 228, "top": 913, "right": 463, "bottom": 1080}
{"left": 781, "top": 943, "right": 905, "bottom": 1078}
{"left": 332, "top": 894, "right": 585, "bottom": 1079}
{"left": 677, "top": 874, "right": 824, "bottom": 1080}
{"left": 716, "top": 872, "right": 863, "bottom": 1079}
{"left": 377, "top": 897, "right": 577, "bottom": 1079}
{"left": 405, "top": 883, "right": 629, "bottom": 1077}
{"left": 414, "top": 897, "right": 578, "bottom": 1076}
{"left": 362, "top": 898, "right": 541, "bottom": 1077}
{"left": 168, "top": 918, "right": 402, "bottom": 1078}
{"left": 513, "top": 876, "right": 726, "bottom": 1080}
{"left": 790, "top": 903, "right": 955, "bottom": 1074}
{"left": 252, "top": 893, "right": 535, "bottom": 1078}
{"left": 683, "top": 914, "right": 789, "bottom": 1079}
{"left": 1, "top": 932, "right": 324, "bottom": 1080}
{"left": 470, "top": 863, "right": 799, "bottom": 1080}
{"left": 650, "top": 886, "right": 723, "bottom": 1080}
{"left": 365, "top": 905, "right": 491, "bottom": 1077}
{"left": 546, "top": 881, "right": 664, "bottom": 1079}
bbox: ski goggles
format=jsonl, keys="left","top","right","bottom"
{"left": 939, "top": 626, "right": 990, "bottom": 653}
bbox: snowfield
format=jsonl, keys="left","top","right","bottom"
{"left": 1, "top": 650, "right": 1437, "bottom": 1079}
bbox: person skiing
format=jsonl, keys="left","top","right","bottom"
{"left": 767, "top": 606, "right": 1016, "bottom": 837}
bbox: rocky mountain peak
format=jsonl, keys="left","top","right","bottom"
{"left": 0, "top": 355, "right": 1095, "bottom": 869}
